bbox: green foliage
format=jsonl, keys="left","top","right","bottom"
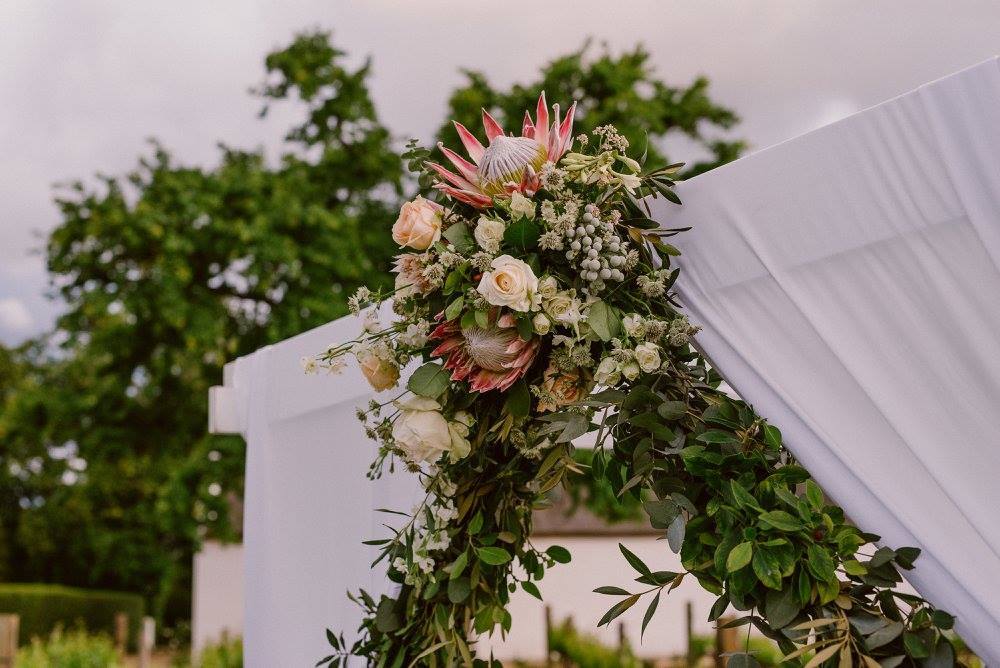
{"left": 0, "top": 583, "right": 142, "bottom": 650}
{"left": 547, "top": 618, "right": 646, "bottom": 668}
{"left": 0, "top": 29, "right": 400, "bottom": 627}
{"left": 196, "top": 635, "right": 243, "bottom": 668}
{"left": 591, "top": 376, "right": 958, "bottom": 664}
{"left": 564, "top": 448, "right": 644, "bottom": 524}
{"left": 16, "top": 628, "right": 120, "bottom": 668}
{"left": 437, "top": 42, "right": 745, "bottom": 179}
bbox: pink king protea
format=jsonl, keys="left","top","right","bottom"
{"left": 430, "top": 313, "right": 541, "bottom": 392}
{"left": 428, "top": 92, "right": 577, "bottom": 208}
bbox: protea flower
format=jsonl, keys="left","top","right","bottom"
{"left": 428, "top": 92, "right": 577, "bottom": 208}
{"left": 430, "top": 313, "right": 541, "bottom": 392}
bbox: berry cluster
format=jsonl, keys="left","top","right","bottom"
{"left": 563, "top": 204, "right": 628, "bottom": 285}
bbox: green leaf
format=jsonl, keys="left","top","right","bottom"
{"left": 764, "top": 586, "right": 800, "bottom": 628}
{"left": 727, "top": 654, "right": 761, "bottom": 668}
{"left": 468, "top": 511, "right": 483, "bottom": 535}
{"left": 587, "top": 300, "right": 620, "bottom": 341}
{"left": 643, "top": 498, "right": 680, "bottom": 530}
{"left": 598, "top": 594, "right": 640, "bottom": 627}
{"left": 726, "top": 542, "right": 753, "bottom": 572}
{"left": 449, "top": 551, "right": 468, "bottom": 581}
{"left": 374, "top": 596, "right": 401, "bottom": 632}
{"left": 758, "top": 510, "right": 803, "bottom": 532}
{"left": 407, "top": 362, "right": 450, "bottom": 398}
{"left": 619, "top": 543, "right": 652, "bottom": 576}
{"left": 445, "top": 296, "right": 464, "bottom": 321}
{"left": 504, "top": 379, "right": 531, "bottom": 417}
{"left": 515, "top": 314, "right": 533, "bottom": 341}
{"left": 696, "top": 429, "right": 736, "bottom": 444}
{"left": 503, "top": 219, "right": 541, "bottom": 250}
{"left": 657, "top": 401, "right": 687, "bottom": 420}
{"left": 477, "top": 546, "right": 512, "bottom": 566}
{"left": 442, "top": 222, "right": 475, "bottom": 253}
{"left": 709, "top": 593, "right": 730, "bottom": 621}
{"left": 447, "top": 576, "right": 470, "bottom": 603}
{"left": 546, "top": 545, "right": 572, "bottom": 564}
{"left": 752, "top": 547, "right": 784, "bottom": 590}
{"left": 594, "top": 586, "right": 632, "bottom": 595}
{"left": 641, "top": 591, "right": 661, "bottom": 639}
{"left": 805, "top": 480, "right": 825, "bottom": 511}
{"left": 903, "top": 631, "right": 930, "bottom": 659}
{"left": 521, "top": 581, "right": 543, "bottom": 601}
{"left": 866, "top": 621, "right": 904, "bottom": 649}
{"left": 730, "top": 481, "right": 762, "bottom": 511}
{"left": 806, "top": 544, "right": 836, "bottom": 582}
{"left": 930, "top": 609, "right": 955, "bottom": 630}
{"left": 923, "top": 638, "right": 955, "bottom": 668}
{"left": 666, "top": 515, "right": 686, "bottom": 553}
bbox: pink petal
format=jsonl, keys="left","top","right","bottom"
{"left": 547, "top": 103, "right": 561, "bottom": 156}
{"left": 438, "top": 143, "right": 479, "bottom": 184}
{"left": 453, "top": 121, "right": 485, "bottom": 164}
{"left": 521, "top": 110, "right": 535, "bottom": 139}
{"left": 482, "top": 108, "right": 505, "bottom": 141}
{"left": 555, "top": 101, "right": 576, "bottom": 159}
{"left": 434, "top": 184, "right": 492, "bottom": 208}
{"left": 534, "top": 92, "right": 549, "bottom": 144}
{"left": 426, "top": 161, "right": 477, "bottom": 191}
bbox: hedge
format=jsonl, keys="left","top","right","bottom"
{"left": 0, "top": 583, "right": 143, "bottom": 650}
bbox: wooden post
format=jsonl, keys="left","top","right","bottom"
{"left": 138, "top": 616, "right": 155, "bottom": 668}
{"left": 544, "top": 605, "right": 553, "bottom": 668}
{"left": 0, "top": 615, "right": 18, "bottom": 668}
{"left": 618, "top": 621, "right": 626, "bottom": 650}
{"left": 114, "top": 612, "right": 129, "bottom": 654}
{"left": 715, "top": 617, "right": 739, "bottom": 668}
{"left": 685, "top": 601, "right": 694, "bottom": 667}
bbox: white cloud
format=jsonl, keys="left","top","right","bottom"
{"left": 0, "top": 298, "right": 34, "bottom": 335}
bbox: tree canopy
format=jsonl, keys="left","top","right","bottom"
{"left": 0, "top": 30, "right": 742, "bottom": 630}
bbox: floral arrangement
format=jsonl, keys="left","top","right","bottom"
{"left": 311, "top": 94, "right": 960, "bottom": 667}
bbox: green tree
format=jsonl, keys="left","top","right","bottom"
{"left": 437, "top": 42, "right": 745, "bottom": 178}
{"left": 0, "top": 29, "right": 400, "bottom": 625}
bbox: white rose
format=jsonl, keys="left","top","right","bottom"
{"left": 509, "top": 191, "right": 536, "bottom": 220}
{"left": 392, "top": 196, "right": 443, "bottom": 250}
{"left": 634, "top": 342, "right": 661, "bottom": 373}
{"left": 594, "top": 357, "right": 619, "bottom": 386}
{"left": 358, "top": 352, "right": 400, "bottom": 392}
{"left": 392, "top": 396, "right": 452, "bottom": 464}
{"left": 621, "top": 360, "right": 641, "bottom": 381}
{"left": 537, "top": 276, "right": 559, "bottom": 300}
{"left": 477, "top": 255, "right": 538, "bottom": 312}
{"left": 546, "top": 292, "right": 582, "bottom": 326}
{"left": 533, "top": 312, "right": 551, "bottom": 335}
{"left": 622, "top": 314, "right": 645, "bottom": 338}
{"left": 474, "top": 217, "right": 506, "bottom": 253}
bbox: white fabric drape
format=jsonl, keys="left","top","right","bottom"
{"left": 215, "top": 305, "right": 421, "bottom": 667}
{"left": 656, "top": 57, "right": 1000, "bottom": 661}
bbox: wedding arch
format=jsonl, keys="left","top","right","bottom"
{"left": 210, "top": 57, "right": 1000, "bottom": 667}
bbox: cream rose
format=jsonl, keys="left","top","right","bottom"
{"left": 545, "top": 292, "right": 582, "bottom": 326}
{"left": 622, "top": 314, "right": 645, "bottom": 338}
{"left": 621, "top": 360, "right": 641, "bottom": 382}
{"left": 509, "top": 191, "right": 536, "bottom": 220}
{"left": 392, "top": 196, "right": 442, "bottom": 250}
{"left": 358, "top": 352, "right": 400, "bottom": 392}
{"left": 447, "top": 411, "right": 475, "bottom": 460}
{"left": 537, "top": 276, "right": 558, "bottom": 300}
{"left": 391, "top": 396, "right": 451, "bottom": 464}
{"left": 477, "top": 255, "right": 538, "bottom": 312}
{"left": 474, "top": 217, "right": 505, "bottom": 253}
{"left": 594, "top": 357, "right": 620, "bottom": 386}
{"left": 532, "top": 312, "right": 551, "bottom": 335}
{"left": 634, "top": 342, "right": 661, "bottom": 373}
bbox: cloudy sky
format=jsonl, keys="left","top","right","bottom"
{"left": 2, "top": 0, "right": 998, "bottom": 344}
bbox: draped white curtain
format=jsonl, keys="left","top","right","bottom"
{"left": 211, "top": 304, "right": 421, "bottom": 667}
{"left": 212, "top": 58, "right": 1000, "bottom": 666}
{"left": 656, "top": 57, "right": 1000, "bottom": 662}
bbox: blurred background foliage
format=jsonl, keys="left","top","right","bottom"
{"left": 0, "top": 29, "right": 742, "bottom": 636}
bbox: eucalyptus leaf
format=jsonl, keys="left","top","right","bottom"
{"left": 407, "top": 362, "right": 450, "bottom": 398}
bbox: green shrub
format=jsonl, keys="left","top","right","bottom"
{"left": 0, "top": 584, "right": 143, "bottom": 650}
{"left": 15, "top": 628, "right": 120, "bottom": 668}
{"left": 548, "top": 619, "right": 647, "bottom": 668}
{"left": 197, "top": 636, "right": 242, "bottom": 668}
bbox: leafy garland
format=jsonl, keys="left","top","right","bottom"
{"left": 309, "top": 95, "right": 960, "bottom": 667}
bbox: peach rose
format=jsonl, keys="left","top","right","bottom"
{"left": 537, "top": 364, "right": 593, "bottom": 412}
{"left": 392, "top": 196, "right": 443, "bottom": 250}
{"left": 359, "top": 353, "right": 400, "bottom": 392}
